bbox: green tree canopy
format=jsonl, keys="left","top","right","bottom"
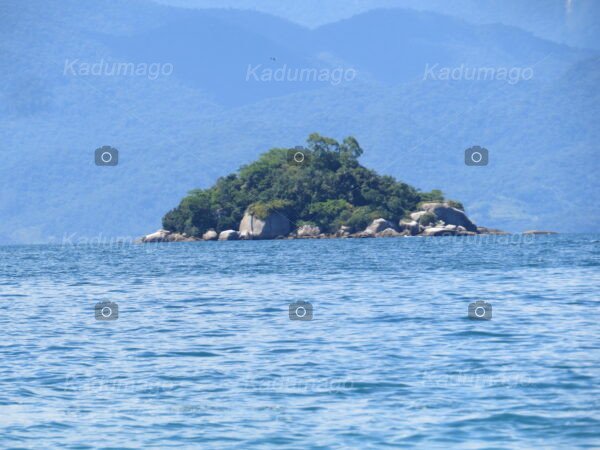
{"left": 162, "top": 134, "right": 454, "bottom": 236}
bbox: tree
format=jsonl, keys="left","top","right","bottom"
{"left": 162, "top": 134, "right": 452, "bottom": 236}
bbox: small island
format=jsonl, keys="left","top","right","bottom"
{"left": 142, "top": 134, "right": 507, "bottom": 242}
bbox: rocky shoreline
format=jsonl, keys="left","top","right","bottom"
{"left": 140, "top": 202, "right": 546, "bottom": 243}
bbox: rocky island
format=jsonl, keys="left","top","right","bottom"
{"left": 141, "top": 134, "right": 508, "bottom": 243}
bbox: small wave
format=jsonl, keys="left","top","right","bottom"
{"left": 165, "top": 351, "right": 220, "bottom": 358}
{"left": 347, "top": 381, "right": 411, "bottom": 392}
{"left": 449, "top": 412, "right": 560, "bottom": 427}
{"left": 450, "top": 330, "right": 511, "bottom": 338}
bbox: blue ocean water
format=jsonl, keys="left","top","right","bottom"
{"left": 0, "top": 235, "right": 599, "bottom": 449}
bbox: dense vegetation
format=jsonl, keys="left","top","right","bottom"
{"left": 162, "top": 134, "right": 451, "bottom": 236}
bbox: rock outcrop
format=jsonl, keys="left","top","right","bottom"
{"left": 410, "top": 211, "right": 428, "bottom": 221}
{"left": 141, "top": 229, "right": 170, "bottom": 242}
{"left": 377, "top": 228, "right": 402, "bottom": 237}
{"left": 141, "top": 229, "right": 194, "bottom": 243}
{"left": 336, "top": 226, "right": 351, "bottom": 237}
{"left": 477, "top": 226, "right": 510, "bottom": 235}
{"left": 365, "top": 218, "right": 397, "bottom": 235}
{"left": 297, "top": 224, "right": 321, "bottom": 238}
{"left": 142, "top": 197, "right": 507, "bottom": 243}
{"left": 218, "top": 230, "right": 239, "bottom": 240}
{"left": 202, "top": 229, "right": 218, "bottom": 241}
{"left": 418, "top": 202, "right": 440, "bottom": 210}
{"left": 399, "top": 219, "right": 422, "bottom": 236}
{"left": 239, "top": 210, "right": 291, "bottom": 239}
{"left": 420, "top": 203, "right": 477, "bottom": 232}
{"left": 422, "top": 226, "right": 457, "bottom": 236}
{"left": 352, "top": 231, "right": 375, "bottom": 238}
{"left": 522, "top": 230, "right": 558, "bottom": 235}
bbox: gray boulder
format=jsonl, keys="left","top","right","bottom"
{"left": 455, "top": 226, "right": 470, "bottom": 236}
{"left": 376, "top": 228, "right": 402, "bottom": 237}
{"left": 336, "top": 226, "right": 351, "bottom": 237}
{"left": 365, "top": 218, "right": 396, "bottom": 235}
{"left": 478, "top": 226, "right": 509, "bottom": 235}
{"left": 202, "top": 229, "right": 218, "bottom": 241}
{"left": 218, "top": 230, "right": 239, "bottom": 241}
{"left": 239, "top": 210, "right": 291, "bottom": 239}
{"left": 141, "top": 229, "right": 171, "bottom": 243}
{"left": 141, "top": 229, "right": 193, "bottom": 243}
{"left": 239, "top": 229, "right": 253, "bottom": 240}
{"left": 399, "top": 220, "right": 422, "bottom": 236}
{"left": 419, "top": 202, "right": 445, "bottom": 211}
{"left": 297, "top": 224, "right": 321, "bottom": 238}
{"left": 426, "top": 205, "right": 477, "bottom": 232}
{"left": 422, "top": 226, "right": 457, "bottom": 236}
{"left": 169, "top": 233, "right": 193, "bottom": 242}
{"left": 410, "top": 211, "right": 428, "bottom": 221}
{"left": 352, "top": 231, "right": 375, "bottom": 238}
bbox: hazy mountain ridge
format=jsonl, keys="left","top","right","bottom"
{"left": 153, "top": 0, "right": 600, "bottom": 50}
{"left": 1, "top": 0, "right": 598, "bottom": 243}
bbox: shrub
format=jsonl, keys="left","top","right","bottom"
{"left": 248, "top": 199, "right": 292, "bottom": 219}
{"left": 419, "top": 189, "right": 444, "bottom": 203}
{"left": 446, "top": 200, "right": 464, "bottom": 211}
{"left": 418, "top": 212, "right": 437, "bottom": 226}
{"left": 308, "top": 199, "right": 353, "bottom": 232}
{"left": 345, "top": 206, "right": 386, "bottom": 232}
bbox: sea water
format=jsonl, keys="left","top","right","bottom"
{"left": 0, "top": 235, "right": 598, "bottom": 448}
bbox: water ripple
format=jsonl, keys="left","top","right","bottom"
{"left": 0, "top": 235, "right": 598, "bottom": 448}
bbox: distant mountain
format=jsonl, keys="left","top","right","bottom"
{"left": 0, "top": 0, "right": 598, "bottom": 243}
{"left": 155, "top": 0, "right": 600, "bottom": 50}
